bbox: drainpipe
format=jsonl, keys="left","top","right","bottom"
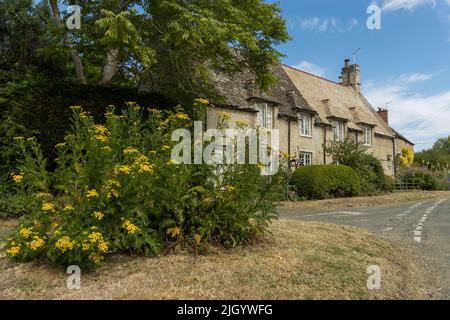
{"left": 288, "top": 118, "right": 291, "bottom": 160}
{"left": 393, "top": 135, "right": 397, "bottom": 180}
{"left": 323, "top": 126, "right": 327, "bottom": 164}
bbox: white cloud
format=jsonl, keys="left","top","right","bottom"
{"left": 382, "top": 0, "right": 436, "bottom": 11}
{"left": 363, "top": 73, "right": 450, "bottom": 150}
{"left": 398, "top": 72, "right": 436, "bottom": 83}
{"left": 292, "top": 61, "right": 327, "bottom": 77}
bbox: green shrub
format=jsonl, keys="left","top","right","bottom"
{"left": 292, "top": 165, "right": 361, "bottom": 199}
{"left": 325, "top": 138, "right": 386, "bottom": 195}
{"left": 400, "top": 169, "right": 440, "bottom": 190}
{"left": 382, "top": 175, "right": 396, "bottom": 192}
{"left": 3, "top": 101, "right": 286, "bottom": 267}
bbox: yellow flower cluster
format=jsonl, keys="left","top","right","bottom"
{"left": 55, "top": 236, "right": 75, "bottom": 253}
{"left": 194, "top": 98, "right": 210, "bottom": 105}
{"left": 98, "top": 241, "right": 109, "bottom": 253}
{"left": 124, "top": 147, "right": 139, "bottom": 155}
{"left": 11, "top": 174, "right": 23, "bottom": 183}
{"left": 117, "top": 165, "right": 132, "bottom": 174}
{"left": 63, "top": 204, "right": 75, "bottom": 211}
{"left": 167, "top": 227, "right": 181, "bottom": 238}
{"left": 235, "top": 120, "right": 248, "bottom": 128}
{"left": 89, "top": 252, "right": 103, "bottom": 264}
{"left": 122, "top": 220, "right": 140, "bottom": 235}
{"left": 218, "top": 112, "right": 231, "bottom": 120}
{"left": 29, "top": 236, "right": 45, "bottom": 251}
{"left": 176, "top": 112, "right": 190, "bottom": 120}
{"left": 87, "top": 189, "right": 99, "bottom": 198}
{"left": 19, "top": 227, "right": 33, "bottom": 239}
{"left": 93, "top": 211, "right": 104, "bottom": 220}
{"left": 6, "top": 246, "right": 21, "bottom": 257}
{"left": 88, "top": 232, "right": 103, "bottom": 243}
{"left": 166, "top": 159, "right": 178, "bottom": 166}
{"left": 94, "top": 124, "right": 109, "bottom": 142}
{"left": 226, "top": 185, "right": 235, "bottom": 192}
{"left": 139, "top": 163, "right": 154, "bottom": 174}
{"left": 42, "top": 202, "right": 55, "bottom": 212}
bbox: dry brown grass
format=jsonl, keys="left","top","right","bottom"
{"left": 0, "top": 219, "right": 428, "bottom": 300}
{"left": 278, "top": 190, "right": 450, "bottom": 210}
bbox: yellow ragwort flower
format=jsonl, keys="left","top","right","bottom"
{"left": 226, "top": 185, "right": 235, "bottom": 192}
{"left": 82, "top": 242, "right": 90, "bottom": 251}
{"left": 93, "top": 211, "right": 104, "bottom": 221}
{"left": 123, "top": 147, "right": 139, "bottom": 155}
{"left": 218, "top": 112, "right": 231, "bottom": 120}
{"left": 122, "top": 220, "right": 140, "bottom": 235}
{"left": 139, "top": 163, "right": 154, "bottom": 173}
{"left": 166, "top": 159, "right": 178, "bottom": 166}
{"left": 55, "top": 236, "right": 75, "bottom": 253}
{"left": 41, "top": 202, "right": 55, "bottom": 212}
{"left": 19, "top": 227, "right": 33, "bottom": 239}
{"left": 29, "top": 236, "right": 45, "bottom": 251}
{"left": 98, "top": 241, "right": 109, "bottom": 254}
{"left": 175, "top": 113, "right": 190, "bottom": 120}
{"left": 12, "top": 174, "right": 23, "bottom": 183}
{"left": 94, "top": 124, "right": 108, "bottom": 135}
{"left": 6, "top": 246, "right": 21, "bottom": 257}
{"left": 63, "top": 204, "right": 75, "bottom": 211}
{"left": 194, "top": 98, "right": 210, "bottom": 105}
{"left": 89, "top": 252, "right": 103, "bottom": 264}
{"left": 117, "top": 165, "right": 132, "bottom": 174}
{"left": 167, "top": 227, "right": 181, "bottom": 238}
{"left": 86, "top": 189, "right": 99, "bottom": 198}
{"left": 88, "top": 232, "right": 103, "bottom": 244}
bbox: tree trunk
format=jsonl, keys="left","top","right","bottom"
{"left": 98, "top": 48, "right": 119, "bottom": 87}
{"left": 49, "top": 0, "right": 87, "bottom": 85}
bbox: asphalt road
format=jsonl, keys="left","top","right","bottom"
{"left": 277, "top": 196, "right": 450, "bottom": 299}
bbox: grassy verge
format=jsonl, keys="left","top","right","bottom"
{"left": 278, "top": 190, "right": 450, "bottom": 210}
{"left": 0, "top": 219, "right": 427, "bottom": 300}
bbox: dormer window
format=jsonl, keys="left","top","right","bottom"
{"left": 255, "top": 103, "right": 273, "bottom": 129}
{"left": 298, "top": 113, "right": 312, "bottom": 137}
{"left": 363, "top": 125, "right": 372, "bottom": 146}
{"left": 333, "top": 120, "right": 345, "bottom": 142}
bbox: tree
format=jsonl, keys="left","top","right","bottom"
{"left": 8, "top": 0, "right": 289, "bottom": 92}
{"left": 414, "top": 136, "right": 450, "bottom": 170}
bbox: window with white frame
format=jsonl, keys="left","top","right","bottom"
{"left": 299, "top": 152, "right": 312, "bottom": 166}
{"left": 363, "top": 125, "right": 372, "bottom": 146}
{"left": 333, "top": 120, "right": 345, "bottom": 142}
{"left": 298, "top": 113, "right": 312, "bottom": 137}
{"left": 255, "top": 103, "right": 273, "bottom": 129}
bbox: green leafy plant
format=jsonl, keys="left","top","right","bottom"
{"left": 291, "top": 165, "right": 361, "bottom": 200}
{"left": 3, "top": 101, "right": 286, "bottom": 267}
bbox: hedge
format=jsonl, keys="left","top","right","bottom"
{"left": 292, "top": 165, "right": 361, "bottom": 199}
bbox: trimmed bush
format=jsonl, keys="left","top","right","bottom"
{"left": 292, "top": 165, "right": 361, "bottom": 199}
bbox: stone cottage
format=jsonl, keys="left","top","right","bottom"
{"left": 206, "top": 59, "right": 414, "bottom": 177}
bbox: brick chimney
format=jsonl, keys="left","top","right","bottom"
{"left": 377, "top": 108, "right": 389, "bottom": 124}
{"left": 341, "top": 59, "right": 360, "bottom": 95}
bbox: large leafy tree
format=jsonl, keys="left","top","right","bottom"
{"left": 8, "top": 0, "right": 289, "bottom": 94}
{"left": 415, "top": 136, "right": 450, "bottom": 170}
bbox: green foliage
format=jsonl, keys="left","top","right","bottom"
{"left": 3, "top": 102, "right": 285, "bottom": 267}
{"left": 400, "top": 168, "right": 446, "bottom": 191}
{"left": 326, "top": 137, "right": 387, "bottom": 194}
{"left": 292, "top": 165, "right": 361, "bottom": 200}
{"left": 414, "top": 136, "right": 450, "bottom": 171}
{"left": 383, "top": 175, "right": 396, "bottom": 192}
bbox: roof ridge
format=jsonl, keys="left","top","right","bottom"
{"left": 281, "top": 63, "right": 341, "bottom": 86}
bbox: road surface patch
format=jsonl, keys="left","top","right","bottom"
{"left": 413, "top": 198, "right": 447, "bottom": 243}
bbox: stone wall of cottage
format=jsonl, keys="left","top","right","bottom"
{"left": 206, "top": 107, "right": 397, "bottom": 176}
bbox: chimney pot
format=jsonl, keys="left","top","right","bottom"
{"left": 344, "top": 59, "right": 350, "bottom": 67}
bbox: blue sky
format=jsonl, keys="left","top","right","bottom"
{"left": 269, "top": 0, "right": 450, "bottom": 150}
